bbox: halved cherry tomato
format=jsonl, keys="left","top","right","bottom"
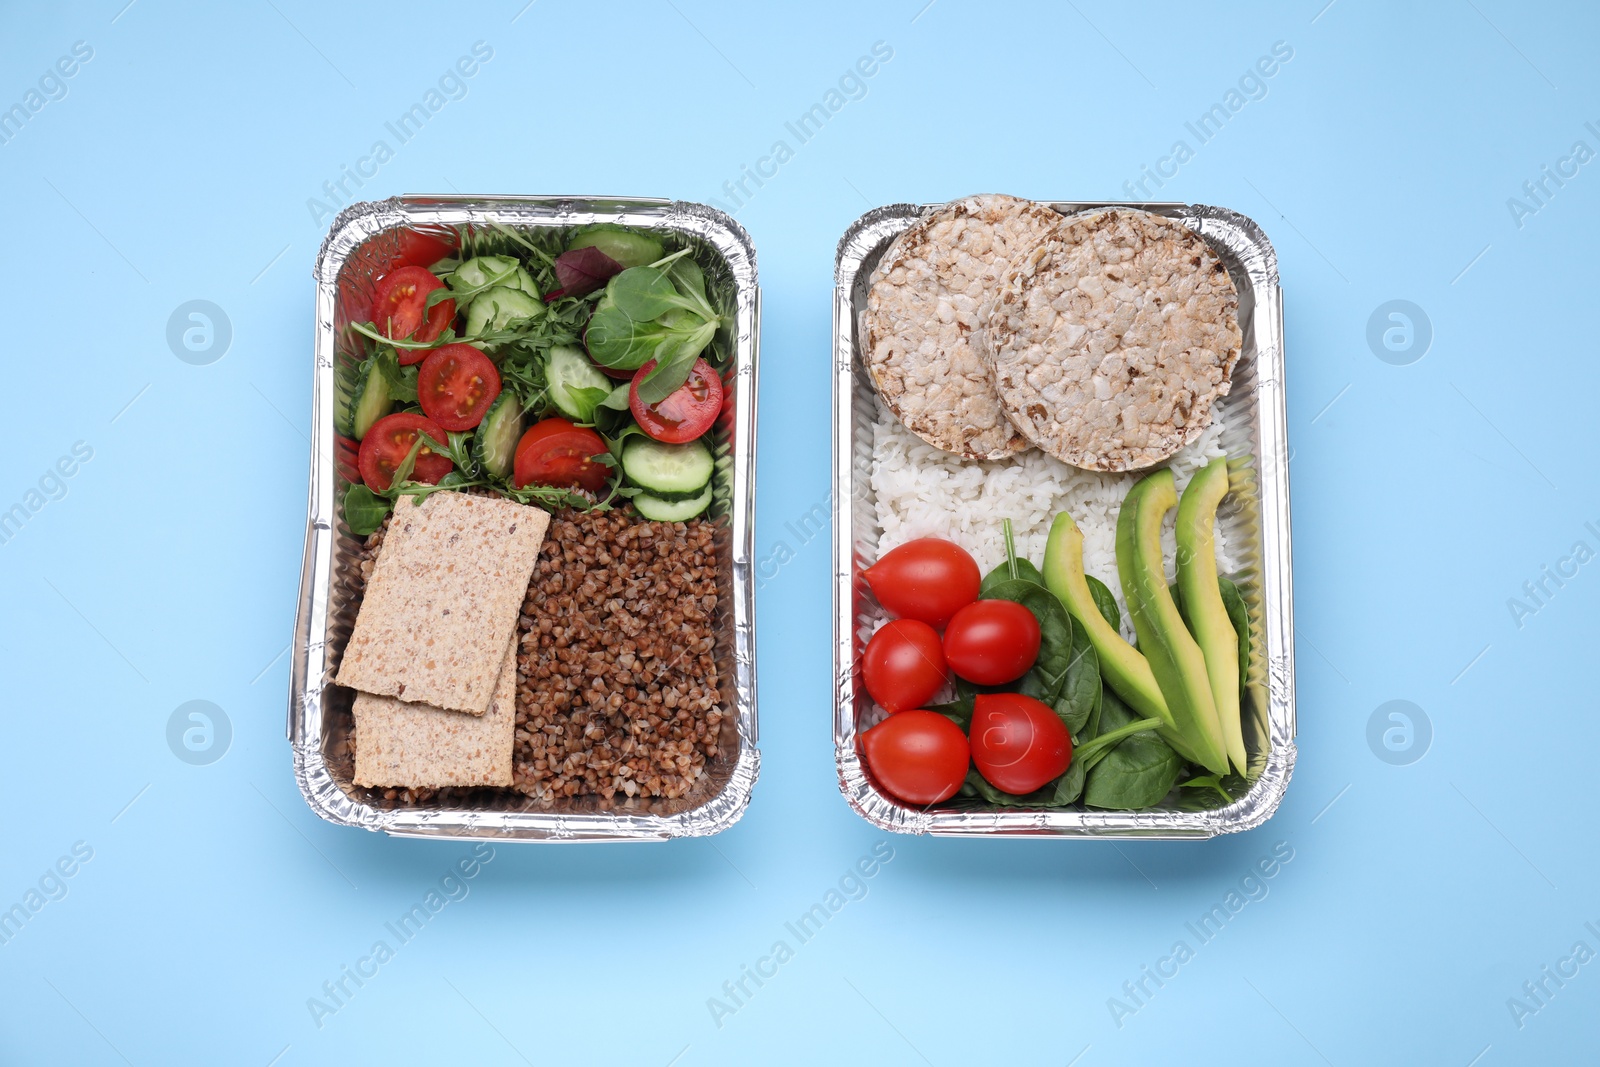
{"left": 629, "top": 358, "right": 724, "bottom": 444}
{"left": 371, "top": 266, "right": 454, "bottom": 361}
{"left": 863, "top": 538, "right": 980, "bottom": 627}
{"left": 943, "top": 599, "right": 1041, "bottom": 685}
{"left": 863, "top": 620, "right": 948, "bottom": 714}
{"left": 358, "top": 412, "right": 453, "bottom": 492}
{"left": 394, "top": 227, "right": 458, "bottom": 269}
{"left": 969, "top": 693, "right": 1072, "bottom": 795}
{"left": 861, "top": 710, "right": 970, "bottom": 806}
{"left": 514, "top": 417, "right": 609, "bottom": 494}
{"left": 418, "top": 344, "right": 501, "bottom": 431}
{"left": 334, "top": 434, "right": 362, "bottom": 485}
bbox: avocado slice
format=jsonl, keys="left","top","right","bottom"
{"left": 1042, "top": 513, "right": 1172, "bottom": 728}
{"left": 1177, "top": 458, "right": 1248, "bottom": 773}
{"left": 1116, "top": 469, "right": 1229, "bottom": 775}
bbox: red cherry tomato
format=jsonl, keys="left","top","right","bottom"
{"left": 862, "top": 620, "right": 948, "bottom": 713}
{"left": 358, "top": 412, "right": 453, "bottom": 492}
{"left": 371, "top": 266, "right": 455, "bottom": 361}
{"left": 969, "top": 693, "right": 1072, "bottom": 795}
{"left": 513, "top": 417, "right": 609, "bottom": 494}
{"left": 394, "top": 227, "right": 458, "bottom": 269}
{"left": 417, "top": 343, "right": 501, "bottom": 431}
{"left": 863, "top": 538, "right": 980, "bottom": 626}
{"left": 629, "top": 358, "right": 724, "bottom": 444}
{"left": 942, "top": 599, "right": 1041, "bottom": 685}
{"left": 861, "top": 710, "right": 970, "bottom": 806}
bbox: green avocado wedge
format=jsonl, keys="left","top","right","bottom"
{"left": 1042, "top": 512, "right": 1175, "bottom": 732}
{"left": 1116, "top": 469, "right": 1229, "bottom": 775}
{"left": 1176, "top": 457, "right": 1248, "bottom": 774}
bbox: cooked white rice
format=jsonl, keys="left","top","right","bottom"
{"left": 871, "top": 400, "right": 1238, "bottom": 642}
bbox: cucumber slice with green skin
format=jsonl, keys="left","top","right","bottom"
{"left": 566, "top": 225, "right": 664, "bottom": 268}
{"left": 621, "top": 437, "right": 713, "bottom": 497}
{"left": 632, "top": 483, "right": 711, "bottom": 521}
{"left": 454, "top": 255, "right": 538, "bottom": 298}
{"left": 333, "top": 360, "right": 361, "bottom": 436}
{"left": 545, "top": 345, "right": 612, "bottom": 421}
{"left": 349, "top": 358, "right": 392, "bottom": 440}
{"left": 465, "top": 286, "right": 543, "bottom": 336}
{"left": 472, "top": 391, "right": 524, "bottom": 480}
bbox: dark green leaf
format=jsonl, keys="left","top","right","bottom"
{"left": 1219, "top": 577, "right": 1251, "bottom": 691}
{"left": 343, "top": 484, "right": 391, "bottom": 536}
{"left": 1056, "top": 618, "right": 1100, "bottom": 736}
{"left": 926, "top": 695, "right": 974, "bottom": 730}
{"left": 964, "top": 759, "right": 1086, "bottom": 808}
{"left": 1083, "top": 687, "right": 1183, "bottom": 810}
{"left": 979, "top": 558, "right": 1045, "bottom": 596}
{"left": 1086, "top": 574, "right": 1121, "bottom": 629}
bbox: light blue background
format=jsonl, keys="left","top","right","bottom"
{"left": 1, "top": 1, "right": 1595, "bottom": 1063}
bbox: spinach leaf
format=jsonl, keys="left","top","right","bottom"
{"left": 1086, "top": 574, "right": 1121, "bottom": 629}
{"left": 343, "top": 484, "right": 391, "bottom": 536}
{"left": 1083, "top": 687, "right": 1183, "bottom": 810}
{"left": 1219, "top": 576, "right": 1251, "bottom": 690}
{"left": 964, "top": 759, "right": 1086, "bottom": 808}
{"left": 982, "top": 579, "right": 1075, "bottom": 711}
{"left": 1056, "top": 618, "right": 1100, "bottom": 736}
{"left": 979, "top": 558, "right": 1045, "bottom": 596}
{"left": 926, "top": 694, "right": 973, "bottom": 730}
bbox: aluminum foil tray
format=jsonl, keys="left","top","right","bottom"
{"left": 291, "top": 195, "right": 760, "bottom": 841}
{"left": 832, "top": 200, "right": 1294, "bottom": 839}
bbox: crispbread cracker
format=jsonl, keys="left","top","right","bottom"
{"left": 336, "top": 491, "right": 549, "bottom": 714}
{"left": 985, "top": 209, "right": 1242, "bottom": 472}
{"left": 862, "top": 194, "right": 1062, "bottom": 459}
{"left": 352, "top": 638, "right": 516, "bottom": 788}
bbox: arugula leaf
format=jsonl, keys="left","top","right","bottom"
{"left": 373, "top": 347, "right": 417, "bottom": 403}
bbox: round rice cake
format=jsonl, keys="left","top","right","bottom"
{"left": 985, "top": 209, "right": 1242, "bottom": 472}
{"left": 862, "top": 194, "right": 1063, "bottom": 460}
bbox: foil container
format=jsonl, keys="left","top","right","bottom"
{"left": 290, "top": 195, "right": 760, "bottom": 841}
{"left": 832, "top": 201, "right": 1294, "bottom": 839}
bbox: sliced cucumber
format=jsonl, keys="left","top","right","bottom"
{"left": 349, "top": 358, "right": 391, "bottom": 440}
{"left": 332, "top": 359, "right": 361, "bottom": 436}
{"left": 465, "top": 285, "right": 543, "bottom": 336}
{"left": 546, "top": 345, "right": 613, "bottom": 421}
{"left": 621, "top": 436, "right": 713, "bottom": 497}
{"left": 567, "top": 224, "right": 664, "bottom": 268}
{"left": 472, "top": 391, "right": 524, "bottom": 480}
{"left": 633, "top": 483, "right": 711, "bottom": 522}
{"left": 454, "top": 255, "right": 538, "bottom": 298}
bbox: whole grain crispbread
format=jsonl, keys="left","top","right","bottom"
{"left": 862, "top": 194, "right": 1063, "bottom": 460}
{"left": 985, "top": 209, "right": 1242, "bottom": 472}
{"left": 336, "top": 491, "right": 550, "bottom": 715}
{"left": 352, "top": 638, "right": 517, "bottom": 788}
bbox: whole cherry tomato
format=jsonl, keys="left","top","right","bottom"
{"left": 860, "top": 710, "right": 970, "bottom": 806}
{"left": 942, "top": 599, "right": 1041, "bottom": 685}
{"left": 862, "top": 620, "right": 948, "bottom": 713}
{"left": 969, "top": 693, "right": 1072, "bottom": 795}
{"left": 863, "top": 538, "right": 980, "bottom": 626}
